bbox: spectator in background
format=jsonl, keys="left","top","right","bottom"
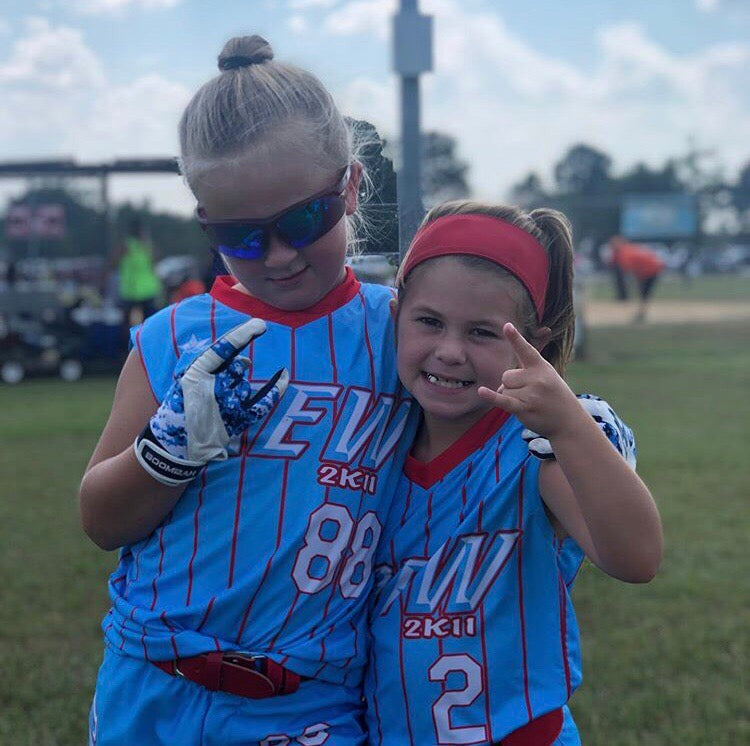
{"left": 607, "top": 235, "right": 666, "bottom": 322}
{"left": 112, "top": 217, "right": 162, "bottom": 328}
{"left": 167, "top": 267, "right": 206, "bottom": 304}
{"left": 5, "top": 259, "right": 18, "bottom": 286}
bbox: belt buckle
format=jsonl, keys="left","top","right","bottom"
{"left": 224, "top": 652, "right": 263, "bottom": 669}
{"left": 223, "top": 653, "right": 277, "bottom": 698}
{"left": 172, "top": 660, "right": 186, "bottom": 678}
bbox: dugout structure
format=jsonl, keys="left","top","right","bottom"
{"left": 0, "top": 157, "right": 180, "bottom": 260}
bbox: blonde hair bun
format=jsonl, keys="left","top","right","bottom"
{"left": 218, "top": 35, "right": 274, "bottom": 71}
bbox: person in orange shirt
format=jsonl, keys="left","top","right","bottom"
{"left": 608, "top": 236, "right": 666, "bottom": 322}
{"left": 169, "top": 275, "right": 206, "bottom": 304}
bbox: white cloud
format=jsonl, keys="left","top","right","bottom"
{"left": 0, "top": 18, "right": 107, "bottom": 159}
{"left": 290, "top": 0, "right": 338, "bottom": 8}
{"left": 696, "top": 0, "right": 720, "bottom": 12}
{"left": 2, "top": 4, "right": 749, "bottom": 216}
{"left": 287, "top": 15, "right": 309, "bottom": 34}
{"left": 73, "top": 0, "right": 181, "bottom": 13}
{"left": 323, "top": 0, "right": 393, "bottom": 39}
{"left": 0, "top": 19, "right": 193, "bottom": 213}
{"left": 0, "top": 17, "right": 105, "bottom": 90}
{"left": 72, "top": 73, "right": 191, "bottom": 159}
{"left": 328, "top": 1, "right": 750, "bottom": 198}
{"left": 338, "top": 76, "right": 397, "bottom": 135}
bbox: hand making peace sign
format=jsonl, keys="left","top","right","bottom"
{"left": 477, "top": 322, "right": 583, "bottom": 440}
{"left": 137, "top": 319, "right": 289, "bottom": 485}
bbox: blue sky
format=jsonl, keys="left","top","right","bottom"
{"left": 1, "top": 0, "right": 748, "bottom": 215}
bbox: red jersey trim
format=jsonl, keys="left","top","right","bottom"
{"left": 208, "top": 267, "right": 361, "bottom": 328}
{"left": 404, "top": 408, "right": 511, "bottom": 489}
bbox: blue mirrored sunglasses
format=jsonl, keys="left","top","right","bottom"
{"left": 197, "top": 166, "right": 351, "bottom": 260}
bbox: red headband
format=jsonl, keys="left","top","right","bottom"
{"left": 401, "top": 214, "right": 550, "bottom": 321}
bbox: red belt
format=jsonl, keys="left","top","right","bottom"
{"left": 496, "top": 708, "right": 564, "bottom": 745}
{"left": 152, "top": 652, "right": 307, "bottom": 699}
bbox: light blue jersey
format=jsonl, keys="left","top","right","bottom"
{"left": 365, "top": 409, "right": 585, "bottom": 745}
{"left": 96, "top": 269, "right": 417, "bottom": 743}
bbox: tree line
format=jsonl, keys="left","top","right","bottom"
{"left": 2, "top": 123, "right": 748, "bottom": 262}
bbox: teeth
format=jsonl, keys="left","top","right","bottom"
{"left": 425, "top": 373, "right": 471, "bottom": 389}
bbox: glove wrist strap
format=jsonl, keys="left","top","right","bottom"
{"left": 134, "top": 424, "right": 204, "bottom": 486}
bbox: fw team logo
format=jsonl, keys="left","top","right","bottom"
{"left": 246, "top": 384, "right": 412, "bottom": 497}
{"left": 377, "top": 530, "right": 520, "bottom": 638}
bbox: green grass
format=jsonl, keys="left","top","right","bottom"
{"left": 566, "top": 321, "right": 750, "bottom": 744}
{"left": 1, "top": 319, "right": 748, "bottom": 744}
{"left": 586, "top": 271, "right": 750, "bottom": 302}
{"left": 0, "top": 379, "right": 116, "bottom": 746}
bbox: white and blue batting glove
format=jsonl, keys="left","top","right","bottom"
{"left": 134, "top": 319, "right": 289, "bottom": 486}
{"left": 522, "top": 394, "right": 637, "bottom": 469}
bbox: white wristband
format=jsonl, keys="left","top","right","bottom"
{"left": 134, "top": 428, "right": 205, "bottom": 486}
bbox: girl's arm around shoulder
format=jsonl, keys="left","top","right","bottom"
{"left": 539, "top": 408, "right": 663, "bottom": 584}
{"left": 78, "top": 349, "right": 189, "bottom": 551}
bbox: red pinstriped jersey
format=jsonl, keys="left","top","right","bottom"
{"left": 365, "top": 409, "right": 584, "bottom": 744}
{"left": 104, "top": 269, "right": 417, "bottom": 687}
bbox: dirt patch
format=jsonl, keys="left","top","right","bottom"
{"left": 585, "top": 300, "right": 750, "bottom": 326}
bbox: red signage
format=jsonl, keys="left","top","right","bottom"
{"left": 5, "top": 203, "right": 66, "bottom": 239}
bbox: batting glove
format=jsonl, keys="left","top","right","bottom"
{"left": 134, "top": 318, "right": 288, "bottom": 486}
{"left": 522, "top": 394, "right": 637, "bottom": 469}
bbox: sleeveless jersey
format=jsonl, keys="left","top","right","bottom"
{"left": 365, "top": 408, "right": 585, "bottom": 744}
{"left": 104, "top": 268, "right": 417, "bottom": 687}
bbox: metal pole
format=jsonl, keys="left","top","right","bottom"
{"left": 399, "top": 75, "right": 422, "bottom": 256}
{"left": 393, "top": 0, "right": 433, "bottom": 258}
{"left": 100, "top": 171, "right": 110, "bottom": 260}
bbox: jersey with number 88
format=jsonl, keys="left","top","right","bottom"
{"left": 292, "top": 502, "right": 381, "bottom": 599}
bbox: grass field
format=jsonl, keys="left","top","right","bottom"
{"left": 1, "top": 310, "right": 748, "bottom": 743}
{"left": 586, "top": 270, "right": 750, "bottom": 302}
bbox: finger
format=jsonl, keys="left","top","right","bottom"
{"left": 229, "top": 356, "right": 251, "bottom": 371}
{"left": 527, "top": 436, "right": 555, "bottom": 460}
{"left": 504, "top": 322, "right": 543, "bottom": 368}
{"left": 248, "top": 368, "right": 289, "bottom": 408}
{"left": 521, "top": 426, "right": 542, "bottom": 443}
{"left": 500, "top": 368, "right": 527, "bottom": 390}
{"left": 194, "top": 319, "right": 267, "bottom": 375}
{"left": 248, "top": 369, "right": 289, "bottom": 420}
{"left": 477, "top": 385, "right": 524, "bottom": 413}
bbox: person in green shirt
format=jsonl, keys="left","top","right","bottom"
{"left": 114, "top": 217, "right": 162, "bottom": 324}
{"left": 111, "top": 217, "right": 163, "bottom": 356}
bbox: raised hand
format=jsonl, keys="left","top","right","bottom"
{"left": 477, "top": 322, "right": 581, "bottom": 439}
{"left": 135, "top": 319, "right": 288, "bottom": 485}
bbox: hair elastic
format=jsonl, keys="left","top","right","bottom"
{"left": 401, "top": 214, "right": 550, "bottom": 321}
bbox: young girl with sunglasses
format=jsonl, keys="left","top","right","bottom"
{"left": 364, "top": 202, "right": 663, "bottom": 745}
{"left": 80, "top": 35, "right": 416, "bottom": 745}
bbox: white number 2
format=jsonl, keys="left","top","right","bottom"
{"left": 428, "top": 654, "right": 486, "bottom": 745}
{"left": 292, "top": 503, "right": 381, "bottom": 598}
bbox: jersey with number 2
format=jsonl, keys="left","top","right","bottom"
{"left": 365, "top": 408, "right": 584, "bottom": 744}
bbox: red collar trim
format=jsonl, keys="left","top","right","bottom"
{"left": 405, "top": 408, "right": 511, "bottom": 489}
{"left": 209, "top": 267, "right": 360, "bottom": 328}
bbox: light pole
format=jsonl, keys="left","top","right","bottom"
{"left": 392, "top": 0, "right": 433, "bottom": 257}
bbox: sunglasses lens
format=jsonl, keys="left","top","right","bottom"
{"left": 209, "top": 225, "right": 266, "bottom": 259}
{"left": 276, "top": 195, "right": 346, "bottom": 249}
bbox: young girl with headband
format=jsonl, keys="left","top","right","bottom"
{"left": 365, "top": 202, "right": 663, "bottom": 745}
{"left": 80, "top": 35, "right": 416, "bottom": 745}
